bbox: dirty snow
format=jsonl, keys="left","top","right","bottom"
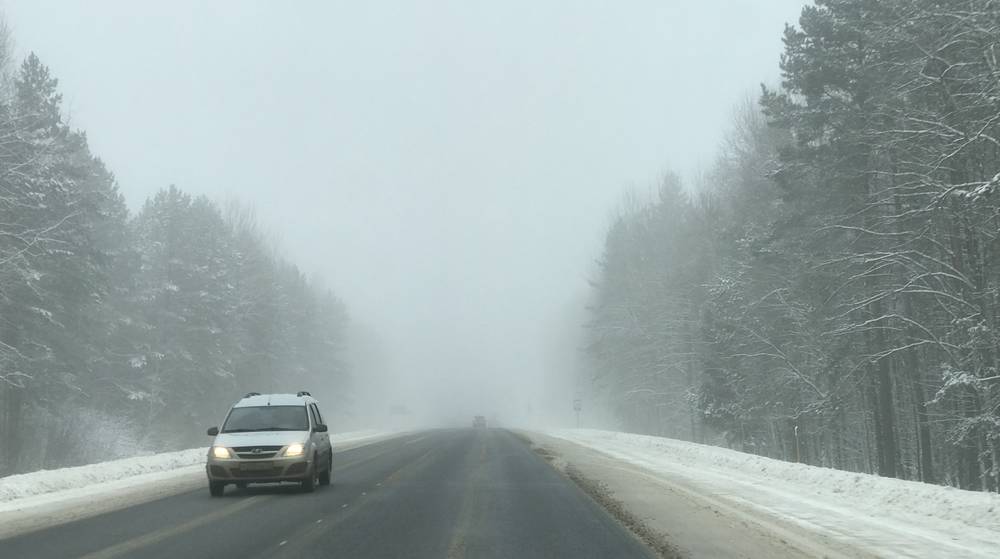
{"left": 548, "top": 429, "right": 1000, "bottom": 558}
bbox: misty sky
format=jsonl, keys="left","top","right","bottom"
{"left": 3, "top": 1, "right": 806, "bottom": 424}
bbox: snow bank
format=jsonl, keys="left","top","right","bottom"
{"left": 548, "top": 429, "right": 1000, "bottom": 557}
{"left": 0, "top": 448, "right": 207, "bottom": 504}
{"left": 0, "top": 430, "right": 391, "bottom": 504}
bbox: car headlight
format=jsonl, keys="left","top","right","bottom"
{"left": 211, "top": 446, "right": 232, "bottom": 459}
{"left": 284, "top": 443, "right": 305, "bottom": 457}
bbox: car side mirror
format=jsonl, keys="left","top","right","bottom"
{"left": 207, "top": 426, "right": 219, "bottom": 436}
{"left": 314, "top": 424, "right": 328, "bottom": 433}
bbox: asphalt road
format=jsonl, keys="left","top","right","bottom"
{"left": 1, "top": 429, "right": 656, "bottom": 559}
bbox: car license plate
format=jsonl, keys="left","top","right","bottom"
{"left": 240, "top": 461, "right": 273, "bottom": 471}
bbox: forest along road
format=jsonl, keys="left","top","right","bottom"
{"left": 0, "top": 429, "right": 657, "bottom": 559}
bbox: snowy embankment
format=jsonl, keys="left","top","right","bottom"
{"left": 0, "top": 448, "right": 207, "bottom": 504}
{"left": 548, "top": 429, "right": 1000, "bottom": 558}
{"left": 0, "top": 430, "right": 389, "bottom": 506}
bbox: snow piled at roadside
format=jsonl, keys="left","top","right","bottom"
{"left": 0, "top": 430, "right": 390, "bottom": 504}
{"left": 549, "top": 429, "right": 1000, "bottom": 557}
{"left": 0, "top": 448, "right": 207, "bottom": 504}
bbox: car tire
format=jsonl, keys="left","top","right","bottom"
{"left": 301, "top": 466, "right": 317, "bottom": 493}
{"left": 235, "top": 481, "right": 248, "bottom": 490}
{"left": 319, "top": 455, "right": 331, "bottom": 486}
{"left": 209, "top": 481, "right": 225, "bottom": 497}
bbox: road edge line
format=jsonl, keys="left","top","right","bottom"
{"left": 512, "top": 430, "right": 683, "bottom": 559}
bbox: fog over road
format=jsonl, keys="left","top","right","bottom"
{"left": 1, "top": 430, "right": 655, "bottom": 559}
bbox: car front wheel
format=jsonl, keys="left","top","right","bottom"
{"left": 319, "top": 458, "right": 331, "bottom": 486}
{"left": 301, "top": 465, "right": 317, "bottom": 493}
{"left": 209, "top": 481, "right": 225, "bottom": 497}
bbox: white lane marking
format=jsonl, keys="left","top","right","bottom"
{"left": 316, "top": 519, "right": 323, "bottom": 524}
{"left": 279, "top": 540, "right": 287, "bottom": 547}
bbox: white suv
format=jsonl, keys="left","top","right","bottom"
{"left": 205, "top": 392, "right": 333, "bottom": 496}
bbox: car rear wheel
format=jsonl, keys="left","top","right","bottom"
{"left": 209, "top": 481, "right": 225, "bottom": 497}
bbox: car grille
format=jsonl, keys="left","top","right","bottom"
{"left": 231, "top": 467, "right": 284, "bottom": 478}
{"left": 232, "top": 445, "right": 283, "bottom": 459}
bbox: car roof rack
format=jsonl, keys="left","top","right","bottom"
{"left": 296, "top": 391, "right": 311, "bottom": 397}
{"left": 244, "top": 392, "right": 261, "bottom": 398}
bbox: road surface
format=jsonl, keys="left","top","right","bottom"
{"left": 1, "top": 429, "right": 656, "bottom": 559}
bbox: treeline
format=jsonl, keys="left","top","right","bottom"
{"left": 586, "top": 0, "right": 1000, "bottom": 491}
{"left": 0, "top": 43, "right": 349, "bottom": 475}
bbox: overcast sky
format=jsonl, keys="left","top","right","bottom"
{"left": 3, "top": 0, "right": 807, "bottom": 425}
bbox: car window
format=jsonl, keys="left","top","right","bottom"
{"left": 222, "top": 406, "right": 309, "bottom": 432}
{"left": 307, "top": 404, "right": 319, "bottom": 427}
{"left": 312, "top": 404, "right": 324, "bottom": 425}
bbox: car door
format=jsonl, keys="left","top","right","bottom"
{"left": 309, "top": 403, "right": 332, "bottom": 467}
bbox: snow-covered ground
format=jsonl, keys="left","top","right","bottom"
{"left": 546, "top": 429, "right": 1000, "bottom": 558}
{"left": 0, "top": 448, "right": 207, "bottom": 505}
{"left": 0, "top": 430, "right": 394, "bottom": 539}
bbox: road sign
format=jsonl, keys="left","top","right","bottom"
{"left": 573, "top": 399, "right": 582, "bottom": 412}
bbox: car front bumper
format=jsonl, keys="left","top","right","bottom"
{"left": 206, "top": 455, "right": 314, "bottom": 484}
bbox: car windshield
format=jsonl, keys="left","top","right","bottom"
{"left": 6, "top": 3, "right": 999, "bottom": 557}
{"left": 222, "top": 406, "right": 308, "bottom": 433}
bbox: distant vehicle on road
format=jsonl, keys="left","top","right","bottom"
{"left": 205, "top": 391, "right": 333, "bottom": 496}
{"left": 473, "top": 415, "right": 487, "bottom": 428}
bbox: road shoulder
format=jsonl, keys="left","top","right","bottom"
{"left": 0, "top": 466, "right": 205, "bottom": 541}
{"left": 522, "top": 431, "right": 875, "bottom": 559}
